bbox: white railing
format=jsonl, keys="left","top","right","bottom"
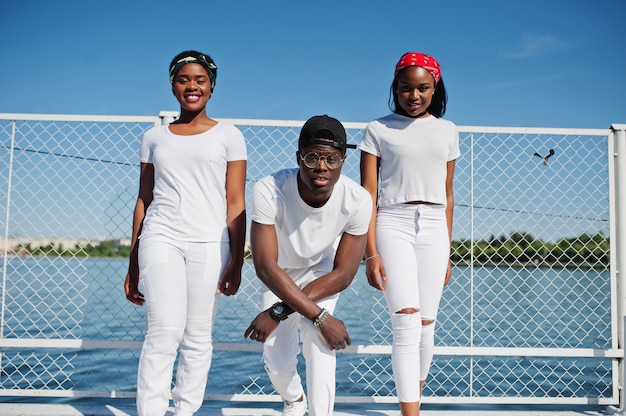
{"left": 1, "top": 112, "right": 624, "bottom": 410}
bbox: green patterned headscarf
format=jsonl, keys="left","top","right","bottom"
{"left": 168, "top": 54, "right": 217, "bottom": 91}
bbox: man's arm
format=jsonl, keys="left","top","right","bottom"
{"left": 245, "top": 222, "right": 366, "bottom": 349}
{"left": 249, "top": 220, "right": 322, "bottom": 321}
{"left": 300, "top": 231, "right": 367, "bottom": 301}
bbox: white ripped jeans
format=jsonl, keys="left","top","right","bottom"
{"left": 376, "top": 203, "right": 449, "bottom": 402}
{"left": 136, "top": 234, "right": 229, "bottom": 416}
{"left": 260, "top": 265, "right": 339, "bottom": 416}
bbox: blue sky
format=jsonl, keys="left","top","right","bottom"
{"left": 1, "top": 0, "right": 624, "bottom": 129}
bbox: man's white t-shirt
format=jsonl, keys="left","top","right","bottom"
{"left": 140, "top": 122, "right": 247, "bottom": 242}
{"left": 251, "top": 168, "right": 372, "bottom": 270}
{"left": 359, "top": 113, "right": 460, "bottom": 208}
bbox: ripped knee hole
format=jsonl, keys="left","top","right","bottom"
{"left": 394, "top": 309, "right": 435, "bottom": 326}
{"left": 395, "top": 307, "right": 419, "bottom": 314}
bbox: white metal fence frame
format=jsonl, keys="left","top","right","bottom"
{"left": 1, "top": 112, "right": 625, "bottom": 409}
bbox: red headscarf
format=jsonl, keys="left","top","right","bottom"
{"left": 394, "top": 52, "right": 441, "bottom": 84}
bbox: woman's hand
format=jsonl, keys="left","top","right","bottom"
{"left": 365, "top": 255, "right": 386, "bottom": 291}
{"left": 219, "top": 262, "right": 242, "bottom": 296}
{"left": 124, "top": 270, "right": 144, "bottom": 306}
{"left": 444, "top": 258, "right": 452, "bottom": 286}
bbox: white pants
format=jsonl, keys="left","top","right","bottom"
{"left": 136, "top": 235, "right": 229, "bottom": 416}
{"left": 261, "top": 266, "right": 339, "bottom": 416}
{"left": 376, "top": 203, "right": 449, "bottom": 402}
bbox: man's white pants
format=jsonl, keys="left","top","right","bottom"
{"left": 261, "top": 267, "right": 339, "bottom": 416}
{"left": 136, "top": 235, "right": 229, "bottom": 416}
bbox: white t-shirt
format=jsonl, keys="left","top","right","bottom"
{"left": 359, "top": 113, "right": 460, "bottom": 208}
{"left": 251, "top": 168, "right": 372, "bottom": 270}
{"left": 139, "top": 122, "right": 247, "bottom": 242}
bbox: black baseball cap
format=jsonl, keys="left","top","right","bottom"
{"left": 298, "top": 115, "right": 355, "bottom": 155}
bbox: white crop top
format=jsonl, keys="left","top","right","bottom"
{"left": 359, "top": 113, "right": 460, "bottom": 208}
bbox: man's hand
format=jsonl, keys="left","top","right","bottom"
{"left": 244, "top": 309, "right": 280, "bottom": 343}
{"left": 319, "top": 315, "right": 351, "bottom": 350}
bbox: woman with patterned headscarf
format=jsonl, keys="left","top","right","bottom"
{"left": 124, "top": 50, "right": 247, "bottom": 416}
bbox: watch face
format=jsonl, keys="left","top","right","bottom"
{"left": 271, "top": 303, "right": 288, "bottom": 321}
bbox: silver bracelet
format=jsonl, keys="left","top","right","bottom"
{"left": 312, "top": 308, "right": 329, "bottom": 327}
{"left": 365, "top": 254, "right": 379, "bottom": 262}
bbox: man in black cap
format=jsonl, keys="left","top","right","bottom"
{"left": 244, "top": 115, "right": 372, "bottom": 416}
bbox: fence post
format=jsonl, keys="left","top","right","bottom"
{"left": 158, "top": 110, "right": 178, "bottom": 125}
{"left": 1, "top": 120, "right": 16, "bottom": 358}
{"left": 613, "top": 124, "right": 626, "bottom": 410}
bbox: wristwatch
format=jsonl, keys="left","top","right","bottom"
{"left": 269, "top": 302, "right": 290, "bottom": 322}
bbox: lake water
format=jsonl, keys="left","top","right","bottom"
{"left": 0, "top": 257, "right": 614, "bottom": 403}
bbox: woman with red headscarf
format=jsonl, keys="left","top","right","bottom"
{"left": 359, "top": 52, "right": 460, "bottom": 416}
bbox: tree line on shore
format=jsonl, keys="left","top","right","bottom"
{"left": 16, "top": 231, "right": 609, "bottom": 269}
{"left": 451, "top": 231, "right": 609, "bottom": 269}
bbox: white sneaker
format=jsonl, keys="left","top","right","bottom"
{"left": 282, "top": 394, "right": 307, "bottom": 416}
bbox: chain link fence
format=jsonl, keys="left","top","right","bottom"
{"left": 0, "top": 113, "right": 621, "bottom": 407}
